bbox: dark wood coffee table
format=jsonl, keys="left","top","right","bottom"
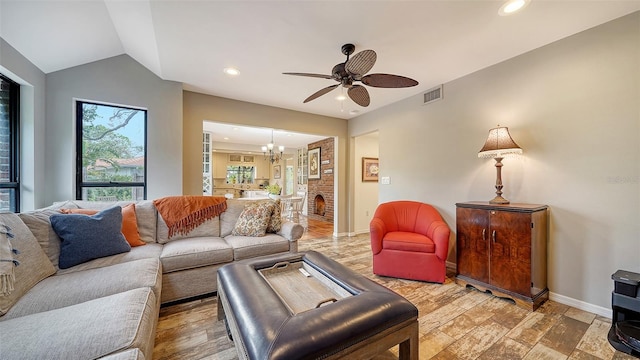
{"left": 217, "top": 251, "right": 418, "bottom": 360}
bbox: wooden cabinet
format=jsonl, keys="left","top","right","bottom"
{"left": 212, "top": 152, "right": 228, "bottom": 179}
{"left": 455, "top": 202, "right": 548, "bottom": 310}
{"left": 255, "top": 156, "right": 271, "bottom": 179}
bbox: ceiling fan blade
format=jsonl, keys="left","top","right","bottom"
{"left": 304, "top": 84, "right": 339, "bottom": 103}
{"left": 283, "top": 72, "right": 333, "bottom": 80}
{"left": 361, "top": 73, "right": 419, "bottom": 88}
{"left": 345, "top": 50, "right": 376, "bottom": 77}
{"left": 348, "top": 85, "right": 370, "bottom": 107}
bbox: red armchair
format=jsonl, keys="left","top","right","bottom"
{"left": 370, "top": 201, "right": 450, "bottom": 283}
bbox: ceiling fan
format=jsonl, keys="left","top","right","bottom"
{"left": 283, "top": 43, "right": 419, "bottom": 107}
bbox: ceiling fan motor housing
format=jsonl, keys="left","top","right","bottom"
{"left": 332, "top": 63, "right": 353, "bottom": 87}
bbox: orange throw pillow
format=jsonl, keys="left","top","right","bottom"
{"left": 60, "top": 204, "right": 145, "bottom": 247}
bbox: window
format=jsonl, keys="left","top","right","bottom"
{"left": 76, "top": 101, "right": 146, "bottom": 201}
{"left": 226, "top": 165, "right": 254, "bottom": 184}
{"left": 0, "top": 74, "right": 19, "bottom": 212}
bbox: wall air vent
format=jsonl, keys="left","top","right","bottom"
{"left": 423, "top": 85, "right": 443, "bottom": 105}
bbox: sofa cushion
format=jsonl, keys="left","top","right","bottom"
{"left": 18, "top": 201, "right": 78, "bottom": 268}
{"left": 266, "top": 199, "right": 282, "bottom": 233}
{"left": 132, "top": 201, "right": 157, "bottom": 244}
{"left": 0, "top": 288, "right": 158, "bottom": 360}
{"left": 160, "top": 237, "right": 233, "bottom": 273}
{"left": 1, "top": 258, "right": 162, "bottom": 320}
{"left": 98, "top": 349, "right": 145, "bottom": 360}
{"left": 68, "top": 200, "right": 158, "bottom": 244}
{"left": 0, "top": 213, "right": 56, "bottom": 316}
{"left": 56, "top": 243, "right": 163, "bottom": 275}
{"left": 221, "top": 199, "right": 281, "bottom": 237}
{"left": 156, "top": 215, "right": 220, "bottom": 244}
{"left": 224, "top": 234, "right": 291, "bottom": 260}
{"left": 51, "top": 206, "right": 132, "bottom": 269}
{"left": 60, "top": 204, "right": 146, "bottom": 247}
{"left": 220, "top": 199, "right": 246, "bottom": 237}
{"left": 231, "top": 202, "right": 273, "bottom": 237}
{"left": 383, "top": 231, "right": 436, "bottom": 253}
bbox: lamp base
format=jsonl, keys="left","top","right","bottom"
{"left": 489, "top": 195, "right": 510, "bottom": 205}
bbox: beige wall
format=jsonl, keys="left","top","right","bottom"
{"left": 353, "top": 132, "right": 379, "bottom": 234}
{"left": 183, "top": 91, "right": 349, "bottom": 234}
{"left": 349, "top": 12, "right": 640, "bottom": 312}
{"left": 45, "top": 55, "right": 184, "bottom": 204}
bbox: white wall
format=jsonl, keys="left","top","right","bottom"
{"left": 45, "top": 55, "right": 184, "bottom": 203}
{"left": 0, "top": 38, "right": 46, "bottom": 210}
{"left": 349, "top": 12, "right": 640, "bottom": 312}
{"left": 354, "top": 132, "right": 379, "bottom": 234}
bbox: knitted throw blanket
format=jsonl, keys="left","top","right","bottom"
{"left": 153, "top": 196, "right": 227, "bottom": 238}
{"left": 0, "top": 225, "right": 17, "bottom": 296}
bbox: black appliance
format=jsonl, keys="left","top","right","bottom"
{"left": 609, "top": 269, "right": 640, "bottom": 357}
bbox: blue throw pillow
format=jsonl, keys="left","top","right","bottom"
{"left": 50, "top": 206, "right": 131, "bottom": 269}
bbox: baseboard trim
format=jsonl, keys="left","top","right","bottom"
{"left": 333, "top": 231, "right": 351, "bottom": 238}
{"left": 446, "top": 261, "right": 456, "bottom": 272}
{"left": 549, "top": 292, "right": 611, "bottom": 318}
{"left": 446, "top": 264, "right": 610, "bottom": 318}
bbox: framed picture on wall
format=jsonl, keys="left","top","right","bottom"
{"left": 274, "top": 165, "right": 281, "bottom": 179}
{"left": 308, "top": 147, "right": 321, "bottom": 180}
{"left": 362, "top": 157, "right": 379, "bottom": 182}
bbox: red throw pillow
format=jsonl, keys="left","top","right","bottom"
{"left": 60, "top": 204, "right": 145, "bottom": 247}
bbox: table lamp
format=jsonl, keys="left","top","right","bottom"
{"left": 478, "top": 126, "right": 522, "bottom": 204}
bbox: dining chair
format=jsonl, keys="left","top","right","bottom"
{"left": 291, "top": 191, "right": 306, "bottom": 222}
{"left": 279, "top": 194, "right": 293, "bottom": 219}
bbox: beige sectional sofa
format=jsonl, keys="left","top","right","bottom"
{"left": 0, "top": 198, "right": 303, "bottom": 360}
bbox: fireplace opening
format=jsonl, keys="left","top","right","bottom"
{"left": 314, "top": 195, "right": 326, "bottom": 216}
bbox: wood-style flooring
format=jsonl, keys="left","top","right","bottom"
{"left": 153, "top": 217, "right": 635, "bottom": 360}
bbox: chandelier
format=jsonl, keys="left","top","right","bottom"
{"left": 262, "top": 130, "right": 284, "bottom": 164}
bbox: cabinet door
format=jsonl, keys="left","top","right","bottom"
{"left": 456, "top": 207, "right": 490, "bottom": 284}
{"left": 489, "top": 210, "right": 532, "bottom": 296}
{"left": 212, "top": 153, "right": 228, "bottom": 179}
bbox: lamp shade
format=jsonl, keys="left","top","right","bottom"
{"left": 478, "top": 126, "right": 523, "bottom": 158}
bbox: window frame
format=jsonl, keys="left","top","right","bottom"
{"left": 0, "top": 74, "right": 20, "bottom": 212}
{"left": 75, "top": 100, "right": 147, "bottom": 201}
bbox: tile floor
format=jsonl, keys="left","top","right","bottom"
{"left": 153, "top": 218, "right": 636, "bottom": 360}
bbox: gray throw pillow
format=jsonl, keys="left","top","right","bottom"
{"left": 50, "top": 206, "right": 131, "bottom": 269}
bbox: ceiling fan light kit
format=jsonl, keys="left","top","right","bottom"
{"left": 284, "top": 43, "right": 419, "bottom": 107}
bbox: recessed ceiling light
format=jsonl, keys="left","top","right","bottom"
{"left": 232, "top": 127, "right": 239, "bottom": 130}
{"left": 499, "top": 0, "right": 529, "bottom": 16}
{"left": 336, "top": 94, "right": 346, "bottom": 101}
{"left": 223, "top": 137, "right": 229, "bottom": 140}
{"left": 223, "top": 67, "right": 240, "bottom": 76}
{"left": 349, "top": 110, "right": 360, "bottom": 115}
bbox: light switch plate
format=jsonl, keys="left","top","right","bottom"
{"left": 381, "top": 176, "right": 390, "bottom": 185}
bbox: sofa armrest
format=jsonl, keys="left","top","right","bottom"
{"left": 277, "top": 221, "right": 304, "bottom": 242}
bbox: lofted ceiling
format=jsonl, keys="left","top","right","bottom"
{"left": 1, "top": 1, "right": 639, "bottom": 121}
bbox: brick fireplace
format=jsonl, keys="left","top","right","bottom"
{"left": 307, "top": 137, "right": 334, "bottom": 223}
